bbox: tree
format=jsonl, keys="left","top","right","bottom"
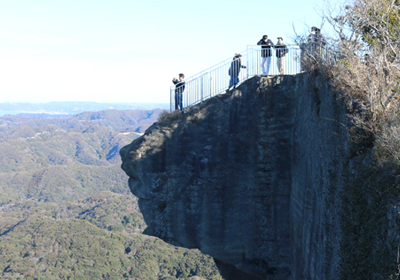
{"left": 300, "top": 0, "right": 400, "bottom": 164}
{"left": 300, "top": 1, "right": 400, "bottom": 279}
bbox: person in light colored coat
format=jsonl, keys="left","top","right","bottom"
{"left": 275, "top": 37, "right": 288, "bottom": 75}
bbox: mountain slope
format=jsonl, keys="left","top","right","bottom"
{"left": 0, "top": 109, "right": 222, "bottom": 279}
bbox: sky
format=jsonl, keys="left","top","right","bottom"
{"left": 0, "top": 0, "right": 345, "bottom": 104}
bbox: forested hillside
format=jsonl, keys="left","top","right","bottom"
{"left": 0, "top": 109, "right": 221, "bottom": 280}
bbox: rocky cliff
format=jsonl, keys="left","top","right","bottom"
{"left": 120, "top": 74, "right": 398, "bottom": 280}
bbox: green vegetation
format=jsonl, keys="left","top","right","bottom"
{"left": 298, "top": 1, "right": 400, "bottom": 276}
{"left": 157, "top": 110, "right": 182, "bottom": 125}
{"left": 347, "top": 0, "right": 400, "bottom": 46}
{"left": 0, "top": 110, "right": 221, "bottom": 279}
{"left": 0, "top": 193, "right": 220, "bottom": 280}
{"left": 307, "top": 0, "right": 400, "bottom": 165}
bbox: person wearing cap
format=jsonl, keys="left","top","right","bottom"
{"left": 275, "top": 37, "right": 288, "bottom": 75}
{"left": 228, "top": 53, "right": 247, "bottom": 88}
{"left": 172, "top": 73, "right": 185, "bottom": 113}
{"left": 257, "top": 35, "right": 275, "bottom": 75}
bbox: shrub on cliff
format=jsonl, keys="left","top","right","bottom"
{"left": 157, "top": 110, "right": 181, "bottom": 124}
{"left": 297, "top": 1, "right": 400, "bottom": 279}
{"left": 299, "top": 0, "right": 400, "bottom": 164}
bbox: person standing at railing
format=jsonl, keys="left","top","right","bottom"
{"left": 308, "top": 26, "right": 326, "bottom": 46}
{"left": 228, "top": 53, "right": 247, "bottom": 88}
{"left": 172, "top": 73, "right": 185, "bottom": 113}
{"left": 307, "top": 26, "right": 326, "bottom": 59}
{"left": 257, "top": 35, "right": 274, "bottom": 76}
{"left": 275, "top": 37, "right": 288, "bottom": 75}
{"left": 301, "top": 26, "right": 326, "bottom": 71}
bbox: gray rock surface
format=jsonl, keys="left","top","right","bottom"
{"left": 120, "top": 74, "right": 349, "bottom": 279}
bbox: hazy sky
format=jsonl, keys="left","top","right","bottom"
{"left": 0, "top": 0, "right": 344, "bottom": 104}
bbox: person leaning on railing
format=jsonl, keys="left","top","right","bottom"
{"left": 275, "top": 37, "right": 288, "bottom": 75}
{"left": 228, "top": 53, "right": 246, "bottom": 88}
{"left": 257, "top": 35, "right": 275, "bottom": 76}
{"left": 172, "top": 73, "right": 185, "bottom": 113}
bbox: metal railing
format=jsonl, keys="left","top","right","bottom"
{"left": 246, "top": 45, "right": 301, "bottom": 77}
{"left": 170, "top": 45, "right": 302, "bottom": 112}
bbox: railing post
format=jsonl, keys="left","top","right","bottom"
{"left": 170, "top": 87, "right": 173, "bottom": 112}
{"left": 246, "top": 45, "right": 249, "bottom": 80}
{"left": 210, "top": 76, "right": 212, "bottom": 97}
{"left": 201, "top": 75, "right": 204, "bottom": 102}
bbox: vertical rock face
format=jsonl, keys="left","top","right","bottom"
{"left": 120, "top": 74, "right": 349, "bottom": 279}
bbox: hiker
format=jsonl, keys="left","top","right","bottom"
{"left": 308, "top": 26, "right": 326, "bottom": 46}
{"left": 307, "top": 26, "right": 326, "bottom": 46}
{"left": 301, "top": 26, "right": 326, "bottom": 71}
{"left": 228, "top": 53, "right": 246, "bottom": 88}
{"left": 307, "top": 26, "right": 326, "bottom": 57}
{"left": 275, "top": 37, "right": 288, "bottom": 75}
{"left": 172, "top": 73, "right": 185, "bottom": 113}
{"left": 257, "top": 35, "right": 274, "bottom": 75}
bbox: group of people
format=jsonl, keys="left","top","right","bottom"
{"left": 256, "top": 35, "right": 289, "bottom": 76}
{"left": 228, "top": 35, "right": 289, "bottom": 88}
{"left": 172, "top": 28, "right": 325, "bottom": 113}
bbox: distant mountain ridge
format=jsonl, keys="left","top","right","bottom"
{"left": 17, "top": 113, "right": 73, "bottom": 118}
{"left": 0, "top": 108, "right": 164, "bottom": 134}
{"left": 0, "top": 101, "right": 169, "bottom": 115}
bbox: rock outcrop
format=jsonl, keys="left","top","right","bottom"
{"left": 120, "top": 74, "right": 396, "bottom": 279}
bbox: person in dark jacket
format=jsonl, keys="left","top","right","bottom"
{"left": 308, "top": 26, "right": 326, "bottom": 46}
{"left": 307, "top": 26, "right": 326, "bottom": 58}
{"left": 172, "top": 73, "right": 185, "bottom": 113}
{"left": 228, "top": 53, "right": 246, "bottom": 88}
{"left": 301, "top": 26, "right": 326, "bottom": 71}
{"left": 257, "top": 35, "right": 274, "bottom": 75}
{"left": 275, "top": 37, "right": 288, "bottom": 75}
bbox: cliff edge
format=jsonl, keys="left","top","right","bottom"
{"left": 120, "top": 74, "right": 397, "bottom": 279}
